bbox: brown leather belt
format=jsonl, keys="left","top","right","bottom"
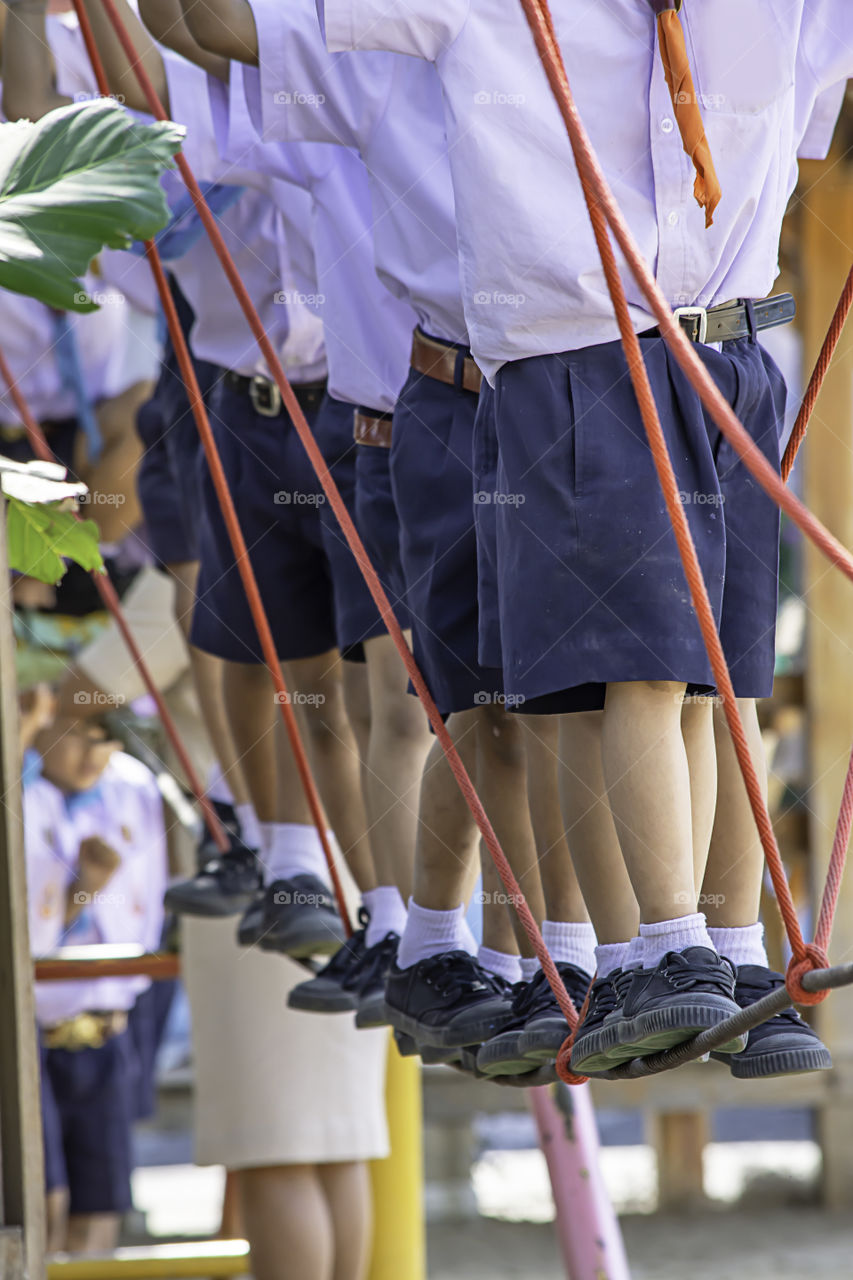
{"left": 410, "top": 328, "right": 482, "bottom": 395}
{"left": 353, "top": 408, "right": 394, "bottom": 448}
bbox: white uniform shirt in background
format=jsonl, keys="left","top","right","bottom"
{"left": 25, "top": 751, "right": 168, "bottom": 1025}
{"left": 322, "top": 0, "right": 853, "bottom": 380}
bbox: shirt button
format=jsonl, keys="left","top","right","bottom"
{"left": 668, "top": 211, "right": 680, "bottom": 226}
{"left": 661, "top": 117, "right": 674, "bottom": 134}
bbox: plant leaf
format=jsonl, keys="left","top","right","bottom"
{"left": 0, "top": 100, "right": 184, "bottom": 311}
{"left": 6, "top": 496, "right": 103, "bottom": 583}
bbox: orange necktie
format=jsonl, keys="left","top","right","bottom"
{"left": 653, "top": 1, "right": 722, "bottom": 228}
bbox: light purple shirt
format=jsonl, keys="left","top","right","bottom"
{"left": 241, "top": 0, "right": 467, "bottom": 344}
{"left": 218, "top": 64, "right": 415, "bottom": 409}
{"left": 25, "top": 752, "right": 167, "bottom": 1025}
{"left": 323, "top": 0, "right": 853, "bottom": 380}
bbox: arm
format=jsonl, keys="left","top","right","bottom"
{"left": 137, "top": 0, "right": 229, "bottom": 81}
{"left": 75, "top": 0, "right": 170, "bottom": 114}
{"left": 1, "top": 0, "right": 71, "bottom": 122}
{"left": 177, "top": 0, "right": 258, "bottom": 65}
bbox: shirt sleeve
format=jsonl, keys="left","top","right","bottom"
{"left": 246, "top": 0, "right": 371, "bottom": 145}
{"left": 162, "top": 51, "right": 231, "bottom": 182}
{"left": 798, "top": 79, "right": 848, "bottom": 158}
{"left": 799, "top": 2, "right": 853, "bottom": 94}
{"left": 320, "top": 0, "right": 469, "bottom": 58}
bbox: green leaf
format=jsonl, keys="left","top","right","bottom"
{"left": 6, "top": 496, "right": 103, "bottom": 583}
{"left": 0, "top": 100, "right": 184, "bottom": 311}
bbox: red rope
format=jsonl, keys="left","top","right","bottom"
{"left": 517, "top": 0, "right": 837, "bottom": 1067}
{"left": 0, "top": 346, "right": 229, "bottom": 853}
{"left": 782, "top": 263, "right": 853, "bottom": 482}
{"left": 87, "top": 0, "right": 583, "bottom": 1036}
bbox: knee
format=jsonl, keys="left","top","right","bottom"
{"left": 477, "top": 704, "right": 527, "bottom": 769}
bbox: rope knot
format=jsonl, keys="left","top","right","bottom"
{"left": 556, "top": 1034, "right": 589, "bottom": 1086}
{"left": 786, "top": 945, "right": 831, "bottom": 1007}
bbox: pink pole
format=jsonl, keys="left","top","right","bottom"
{"left": 529, "top": 1083, "right": 631, "bottom": 1280}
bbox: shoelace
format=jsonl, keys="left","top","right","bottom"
{"left": 736, "top": 972, "right": 803, "bottom": 1025}
{"left": 313, "top": 928, "right": 366, "bottom": 980}
{"left": 424, "top": 951, "right": 503, "bottom": 1000}
{"left": 345, "top": 932, "right": 399, "bottom": 995}
{"left": 663, "top": 953, "right": 736, "bottom": 998}
{"left": 585, "top": 974, "right": 622, "bottom": 1022}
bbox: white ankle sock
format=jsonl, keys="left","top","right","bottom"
{"left": 640, "top": 913, "right": 713, "bottom": 968}
{"left": 459, "top": 917, "right": 479, "bottom": 957}
{"left": 625, "top": 935, "right": 646, "bottom": 969}
{"left": 259, "top": 823, "right": 331, "bottom": 887}
{"left": 397, "top": 900, "right": 468, "bottom": 969}
{"left": 594, "top": 941, "right": 630, "bottom": 978}
{"left": 478, "top": 946, "right": 522, "bottom": 985}
{"left": 235, "top": 803, "right": 261, "bottom": 851}
{"left": 520, "top": 957, "right": 540, "bottom": 982}
{"left": 707, "top": 923, "right": 768, "bottom": 970}
{"left": 542, "top": 920, "right": 596, "bottom": 974}
{"left": 362, "top": 886, "right": 408, "bottom": 947}
{"left": 206, "top": 762, "right": 233, "bottom": 805}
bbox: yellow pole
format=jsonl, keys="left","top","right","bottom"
{"left": 367, "top": 1034, "right": 426, "bottom": 1280}
{"left": 45, "top": 1239, "right": 248, "bottom": 1278}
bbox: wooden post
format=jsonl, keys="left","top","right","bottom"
{"left": 0, "top": 494, "right": 46, "bottom": 1277}
{"left": 649, "top": 1111, "right": 709, "bottom": 1211}
{"left": 799, "top": 110, "right": 853, "bottom": 1210}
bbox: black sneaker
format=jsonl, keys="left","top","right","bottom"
{"left": 257, "top": 874, "right": 347, "bottom": 959}
{"left": 353, "top": 933, "right": 401, "bottom": 1029}
{"left": 384, "top": 951, "right": 515, "bottom": 1048}
{"left": 607, "top": 947, "right": 746, "bottom": 1065}
{"left": 569, "top": 968, "right": 631, "bottom": 1074}
{"left": 164, "top": 840, "right": 261, "bottom": 917}
{"left": 515, "top": 963, "right": 593, "bottom": 1065}
{"left": 476, "top": 980, "right": 537, "bottom": 1077}
{"left": 392, "top": 1029, "right": 461, "bottom": 1065}
{"left": 194, "top": 800, "right": 242, "bottom": 869}
{"left": 287, "top": 914, "right": 368, "bottom": 1011}
{"left": 711, "top": 964, "right": 832, "bottom": 1079}
{"left": 236, "top": 889, "right": 269, "bottom": 947}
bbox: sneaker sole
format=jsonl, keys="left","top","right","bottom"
{"left": 712, "top": 1045, "right": 833, "bottom": 1079}
{"left": 287, "top": 986, "right": 358, "bottom": 1014}
{"left": 260, "top": 925, "right": 347, "bottom": 960}
{"left": 476, "top": 1032, "right": 530, "bottom": 1076}
{"left": 383, "top": 999, "right": 513, "bottom": 1049}
{"left": 610, "top": 998, "right": 747, "bottom": 1064}
{"left": 519, "top": 1019, "right": 572, "bottom": 1064}
{"left": 163, "top": 889, "right": 256, "bottom": 917}
{"left": 571, "top": 1023, "right": 624, "bottom": 1075}
{"left": 490, "top": 1063, "right": 559, "bottom": 1089}
{"left": 354, "top": 991, "right": 389, "bottom": 1029}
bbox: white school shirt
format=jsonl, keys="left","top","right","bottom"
{"left": 160, "top": 57, "right": 327, "bottom": 382}
{"left": 24, "top": 752, "right": 167, "bottom": 1026}
{"left": 216, "top": 66, "right": 414, "bottom": 410}
{"left": 323, "top": 0, "right": 853, "bottom": 381}
{"left": 239, "top": 0, "right": 467, "bottom": 344}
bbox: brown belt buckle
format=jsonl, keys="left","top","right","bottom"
{"left": 249, "top": 375, "right": 282, "bottom": 418}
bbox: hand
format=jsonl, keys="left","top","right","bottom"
{"left": 76, "top": 835, "right": 122, "bottom": 895}
{"left": 18, "top": 683, "right": 56, "bottom": 753}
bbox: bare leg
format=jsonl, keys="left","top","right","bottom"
{"left": 681, "top": 697, "right": 717, "bottom": 893}
{"left": 167, "top": 559, "right": 250, "bottom": 806}
{"left": 284, "top": 651, "right": 377, "bottom": 893}
{"left": 45, "top": 1187, "right": 69, "bottom": 1254}
{"left": 480, "top": 851, "right": 521, "bottom": 954}
{"left": 317, "top": 1161, "right": 372, "bottom": 1280}
{"left": 475, "top": 705, "right": 546, "bottom": 956}
{"left": 601, "top": 681, "right": 696, "bottom": 923}
{"left": 558, "top": 711, "right": 639, "bottom": 943}
{"left": 65, "top": 1213, "right": 120, "bottom": 1255}
{"left": 520, "top": 716, "right": 589, "bottom": 924}
{"left": 362, "top": 634, "right": 432, "bottom": 897}
{"left": 238, "top": 1165, "right": 333, "bottom": 1280}
{"left": 222, "top": 661, "right": 277, "bottom": 821}
{"left": 701, "top": 698, "right": 767, "bottom": 927}
{"left": 411, "top": 710, "right": 481, "bottom": 910}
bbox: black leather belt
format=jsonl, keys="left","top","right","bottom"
{"left": 223, "top": 371, "right": 327, "bottom": 418}
{"left": 354, "top": 408, "right": 393, "bottom": 448}
{"left": 644, "top": 293, "right": 796, "bottom": 344}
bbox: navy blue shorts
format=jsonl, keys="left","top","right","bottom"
{"left": 472, "top": 383, "right": 502, "bottom": 671}
{"left": 190, "top": 380, "right": 341, "bottom": 664}
{"left": 391, "top": 367, "right": 503, "bottom": 716}
{"left": 136, "top": 282, "right": 218, "bottom": 567}
{"left": 354, "top": 438, "right": 410, "bottom": 630}
{"left": 491, "top": 331, "right": 786, "bottom": 710}
{"left": 313, "top": 395, "right": 386, "bottom": 658}
{"left": 40, "top": 1030, "right": 135, "bottom": 1214}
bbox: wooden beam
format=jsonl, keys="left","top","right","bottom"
{"left": 650, "top": 1111, "right": 709, "bottom": 1211}
{"left": 799, "top": 114, "right": 853, "bottom": 1209}
{"left": 0, "top": 497, "right": 46, "bottom": 1276}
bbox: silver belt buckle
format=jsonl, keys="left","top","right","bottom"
{"left": 249, "top": 375, "right": 282, "bottom": 417}
{"left": 673, "top": 305, "right": 708, "bottom": 344}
